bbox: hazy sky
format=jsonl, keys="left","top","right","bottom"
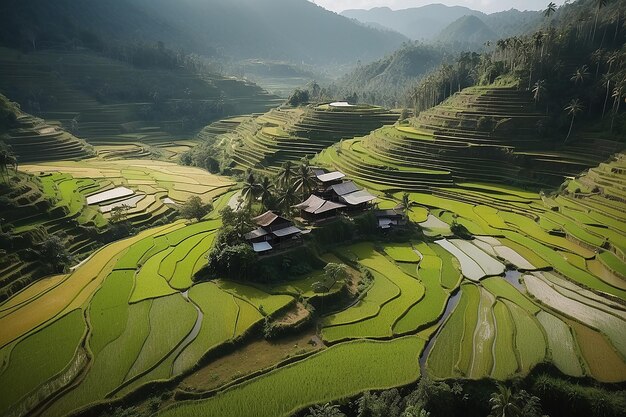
{"left": 310, "top": 0, "right": 568, "bottom": 14}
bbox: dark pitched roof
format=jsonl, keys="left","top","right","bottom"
{"left": 328, "top": 181, "right": 360, "bottom": 196}
{"left": 252, "top": 211, "right": 290, "bottom": 227}
{"left": 316, "top": 171, "right": 345, "bottom": 183}
{"left": 340, "top": 190, "right": 377, "bottom": 205}
{"left": 294, "top": 194, "right": 346, "bottom": 214}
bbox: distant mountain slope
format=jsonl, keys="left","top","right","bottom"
{"left": 342, "top": 5, "right": 541, "bottom": 42}
{"left": 482, "top": 9, "right": 542, "bottom": 39}
{"left": 341, "top": 5, "right": 482, "bottom": 40}
{"left": 337, "top": 43, "right": 444, "bottom": 107}
{"left": 435, "top": 15, "right": 497, "bottom": 46}
{"left": 0, "top": 0, "right": 407, "bottom": 66}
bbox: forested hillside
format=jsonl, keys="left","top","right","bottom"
{"left": 0, "top": 0, "right": 407, "bottom": 66}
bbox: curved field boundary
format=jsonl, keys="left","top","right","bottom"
{"left": 450, "top": 239, "right": 506, "bottom": 276}
{"left": 322, "top": 247, "right": 425, "bottom": 342}
{"left": 503, "top": 231, "right": 626, "bottom": 300}
{"left": 536, "top": 312, "right": 585, "bottom": 377}
{"left": 171, "top": 283, "right": 242, "bottom": 376}
{"left": 0, "top": 223, "right": 177, "bottom": 349}
{"left": 491, "top": 301, "right": 517, "bottom": 379}
{"left": 129, "top": 247, "right": 178, "bottom": 303}
{"left": 524, "top": 274, "right": 626, "bottom": 359}
{"left": 157, "top": 337, "right": 424, "bottom": 417}
{"left": 426, "top": 285, "right": 471, "bottom": 378}
{"left": 467, "top": 288, "right": 496, "bottom": 379}
{"left": 322, "top": 269, "right": 399, "bottom": 328}
{"left": 41, "top": 300, "right": 153, "bottom": 417}
{"left": 456, "top": 284, "right": 481, "bottom": 375}
{"left": 565, "top": 318, "right": 626, "bottom": 383}
{"left": 435, "top": 239, "right": 485, "bottom": 281}
{"left": 0, "top": 274, "right": 69, "bottom": 318}
{"left": 502, "top": 300, "right": 546, "bottom": 374}
{"left": 0, "top": 309, "right": 86, "bottom": 416}
{"left": 393, "top": 256, "right": 450, "bottom": 335}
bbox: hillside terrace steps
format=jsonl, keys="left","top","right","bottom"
{"left": 317, "top": 86, "right": 621, "bottom": 190}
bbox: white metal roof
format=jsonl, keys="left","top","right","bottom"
{"left": 316, "top": 171, "right": 345, "bottom": 183}
{"left": 272, "top": 226, "right": 302, "bottom": 237}
{"left": 252, "top": 242, "right": 273, "bottom": 252}
{"left": 87, "top": 186, "right": 135, "bottom": 205}
{"left": 244, "top": 227, "right": 269, "bottom": 240}
{"left": 328, "top": 181, "right": 360, "bottom": 196}
{"left": 341, "top": 190, "right": 377, "bottom": 205}
{"left": 294, "top": 194, "right": 326, "bottom": 213}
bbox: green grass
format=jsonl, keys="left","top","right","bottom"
{"left": 482, "top": 277, "right": 540, "bottom": 314}
{"left": 503, "top": 300, "right": 546, "bottom": 374}
{"left": 172, "top": 283, "right": 242, "bottom": 375}
{"left": 0, "top": 310, "right": 85, "bottom": 415}
{"left": 457, "top": 284, "right": 481, "bottom": 375}
{"left": 393, "top": 256, "right": 449, "bottom": 335}
{"left": 467, "top": 288, "right": 496, "bottom": 379}
{"left": 536, "top": 311, "right": 584, "bottom": 377}
{"left": 499, "top": 212, "right": 594, "bottom": 259}
{"left": 430, "top": 244, "right": 462, "bottom": 289}
{"left": 384, "top": 243, "right": 421, "bottom": 263}
{"left": 114, "top": 237, "right": 156, "bottom": 270}
{"left": 426, "top": 286, "right": 470, "bottom": 379}
{"left": 322, "top": 245, "right": 424, "bottom": 342}
{"left": 217, "top": 281, "right": 294, "bottom": 316}
{"left": 89, "top": 270, "right": 135, "bottom": 355}
{"left": 491, "top": 301, "right": 518, "bottom": 379}
{"left": 42, "top": 301, "right": 152, "bottom": 417}
{"left": 170, "top": 234, "right": 217, "bottom": 290}
{"left": 158, "top": 337, "right": 424, "bottom": 417}
{"left": 598, "top": 251, "right": 626, "bottom": 278}
{"left": 130, "top": 247, "right": 178, "bottom": 303}
{"left": 125, "top": 294, "right": 197, "bottom": 381}
{"left": 503, "top": 231, "right": 626, "bottom": 300}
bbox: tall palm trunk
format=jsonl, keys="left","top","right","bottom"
{"left": 565, "top": 115, "right": 576, "bottom": 143}
{"left": 611, "top": 96, "right": 621, "bottom": 132}
{"left": 602, "top": 79, "right": 612, "bottom": 118}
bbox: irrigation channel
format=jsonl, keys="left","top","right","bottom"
{"left": 172, "top": 291, "right": 204, "bottom": 375}
{"left": 503, "top": 269, "right": 525, "bottom": 291}
{"left": 418, "top": 269, "right": 525, "bottom": 373}
{"left": 419, "top": 289, "right": 462, "bottom": 371}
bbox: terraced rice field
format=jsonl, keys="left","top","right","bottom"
{"left": 0, "top": 47, "right": 281, "bottom": 149}
{"left": 20, "top": 159, "right": 235, "bottom": 227}
{"left": 220, "top": 104, "right": 399, "bottom": 173}
{"left": 1, "top": 83, "right": 625, "bottom": 417}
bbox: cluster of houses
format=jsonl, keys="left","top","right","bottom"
{"left": 244, "top": 168, "right": 405, "bottom": 253}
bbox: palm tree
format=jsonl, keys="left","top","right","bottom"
{"left": 570, "top": 65, "right": 590, "bottom": 85}
{"left": 532, "top": 80, "right": 547, "bottom": 106}
{"left": 592, "top": 0, "right": 608, "bottom": 43}
{"left": 294, "top": 162, "right": 315, "bottom": 199}
{"left": 258, "top": 176, "right": 275, "bottom": 210}
{"left": 564, "top": 99, "right": 584, "bottom": 143}
{"left": 544, "top": 2, "right": 557, "bottom": 19}
{"left": 591, "top": 48, "right": 605, "bottom": 79}
{"left": 276, "top": 160, "right": 294, "bottom": 188}
{"left": 611, "top": 79, "right": 625, "bottom": 132}
{"left": 306, "top": 403, "right": 345, "bottom": 417}
{"left": 401, "top": 193, "right": 411, "bottom": 221}
{"left": 241, "top": 171, "right": 259, "bottom": 212}
{"left": 277, "top": 183, "right": 298, "bottom": 215}
{"left": 602, "top": 52, "right": 619, "bottom": 118}
{"left": 489, "top": 385, "right": 522, "bottom": 417}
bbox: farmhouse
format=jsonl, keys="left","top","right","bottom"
{"left": 294, "top": 169, "right": 378, "bottom": 221}
{"left": 375, "top": 209, "right": 407, "bottom": 229}
{"left": 244, "top": 210, "right": 303, "bottom": 253}
{"left": 293, "top": 194, "right": 346, "bottom": 220}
